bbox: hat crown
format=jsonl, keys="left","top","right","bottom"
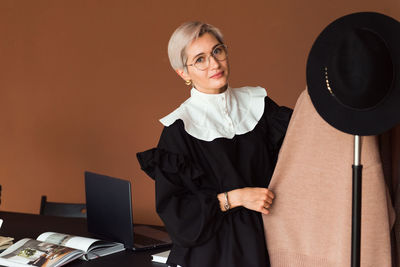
{"left": 306, "top": 12, "right": 400, "bottom": 136}
{"left": 328, "top": 28, "right": 394, "bottom": 110}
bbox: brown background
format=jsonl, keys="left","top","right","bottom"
{"left": 1, "top": 0, "right": 399, "bottom": 225}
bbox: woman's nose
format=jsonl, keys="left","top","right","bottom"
{"left": 208, "top": 55, "right": 220, "bottom": 69}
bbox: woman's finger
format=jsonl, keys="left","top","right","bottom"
{"left": 266, "top": 189, "right": 275, "bottom": 199}
{"left": 264, "top": 198, "right": 273, "bottom": 204}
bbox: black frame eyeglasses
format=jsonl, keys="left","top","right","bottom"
{"left": 185, "top": 44, "right": 228, "bottom": 71}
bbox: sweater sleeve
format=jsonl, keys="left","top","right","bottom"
{"left": 136, "top": 122, "right": 225, "bottom": 248}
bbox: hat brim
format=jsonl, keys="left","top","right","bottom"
{"left": 306, "top": 12, "right": 400, "bottom": 135}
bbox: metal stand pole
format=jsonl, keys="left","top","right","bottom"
{"left": 351, "top": 135, "right": 362, "bottom": 267}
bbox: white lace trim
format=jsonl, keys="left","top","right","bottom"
{"left": 160, "top": 86, "right": 267, "bottom": 141}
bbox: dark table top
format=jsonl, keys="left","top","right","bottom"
{"left": 0, "top": 211, "right": 169, "bottom": 267}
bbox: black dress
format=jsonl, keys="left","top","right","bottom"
{"left": 137, "top": 96, "right": 292, "bottom": 267}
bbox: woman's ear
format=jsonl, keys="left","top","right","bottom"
{"left": 176, "top": 68, "right": 190, "bottom": 81}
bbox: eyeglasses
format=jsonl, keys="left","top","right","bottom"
{"left": 185, "top": 44, "right": 228, "bottom": 71}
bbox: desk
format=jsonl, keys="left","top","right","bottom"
{"left": 0, "top": 211, "right": 169, "bottom": 267}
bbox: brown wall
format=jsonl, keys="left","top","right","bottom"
{"left": 1, "top": 0, "right": 399, "bottom": 225}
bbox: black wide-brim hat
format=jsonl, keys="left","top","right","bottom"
{"left": 307, "top": 12, "right": 400, "bottom": 136}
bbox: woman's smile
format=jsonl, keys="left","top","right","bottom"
{"left": 210, "top": 71, "right": 224, "bottom": 79}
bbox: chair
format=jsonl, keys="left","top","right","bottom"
{"left": 40, "top": 195, "right": 87, "bottom": 218}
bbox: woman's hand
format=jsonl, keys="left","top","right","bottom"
{"left": 217, "top": 187, "right": 275, "bottom": 215}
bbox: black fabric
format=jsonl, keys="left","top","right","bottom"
{"left": 137, "top": 96, "right": 292, "bottom": 267}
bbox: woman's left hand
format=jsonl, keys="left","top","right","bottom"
{"left": 217, "top": 187, "right": 275, "bottom": 215}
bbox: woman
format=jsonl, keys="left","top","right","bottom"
{"left": 137, "top": 21, "right": 292, "bottom": 267}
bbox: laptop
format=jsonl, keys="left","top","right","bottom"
{"left": 84, "top": 171, "right": 172, "bottom": 251}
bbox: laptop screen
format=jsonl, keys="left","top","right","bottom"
{"left": 85, "top": 171, "right": 135, "bottom": 248}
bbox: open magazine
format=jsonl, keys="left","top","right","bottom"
{"left": 0, "top": 232, "right": 125, "bottom": 267}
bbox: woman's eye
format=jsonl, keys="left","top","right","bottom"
{"left": 213, "top": 48, "right": 222, "bottom": 55}
{"left": 195, "top": 57, "right": 204, "bottom": 63}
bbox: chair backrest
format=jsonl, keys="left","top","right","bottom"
{"left": 40, "top": 195, "right": 87, "bottom": 218}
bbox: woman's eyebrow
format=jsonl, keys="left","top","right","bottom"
{"left": 192, "top": 51, "right": 205, "bottom": 59}
{"left": 191, "top": 44, "right": 221, "bottom": 59}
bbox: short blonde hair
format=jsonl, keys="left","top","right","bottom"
{"left": 168, "top": 21, "right": 224, "bottom": 70}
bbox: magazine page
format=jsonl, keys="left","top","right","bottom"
{"left": 0, "top": 257, "right": 30, "bottom": 267}
{"left": 36, "top": 232, "right": 124, "bottom": 261}
{"left": 36, "top": 233, "right": 97, "bottom": 253}
{"left": 83, "top": 241, "right": 124, "bottom": 260}
{"left": 0, "top": 238, "right": 83, "bottom": 267}
{"left": 0, "top": 236, "right": 14, "bottom": 251}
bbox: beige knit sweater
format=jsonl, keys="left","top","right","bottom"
{"left": 263, "top": 90, "right": 395, "bottom": 267}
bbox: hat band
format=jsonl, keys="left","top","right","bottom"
{"left": 324, "top": 67, "right": 335, "bottom": 96}
{"left": 324, "top": 66, "right": 391, "bottom": 112}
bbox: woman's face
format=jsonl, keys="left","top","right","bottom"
{"left": 177, "top": 33, "right": 230, "bottom": 94}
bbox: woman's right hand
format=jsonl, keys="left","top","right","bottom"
{"left": 218, "top": 187, "right": 275, "bottom": 215}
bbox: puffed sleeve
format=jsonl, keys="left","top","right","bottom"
{"left": 264, "top": 97, "right": 292, "bottom": 150}
{"left": 136, "top": 122, "right": 225, "bottom": 248}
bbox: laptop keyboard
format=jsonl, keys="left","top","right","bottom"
{"left": 134, "top": 233, "right": 167, "bottom": 248}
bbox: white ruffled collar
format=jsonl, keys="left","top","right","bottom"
{"left": 160, "top": 86, "right": 267, "bottom": 141}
